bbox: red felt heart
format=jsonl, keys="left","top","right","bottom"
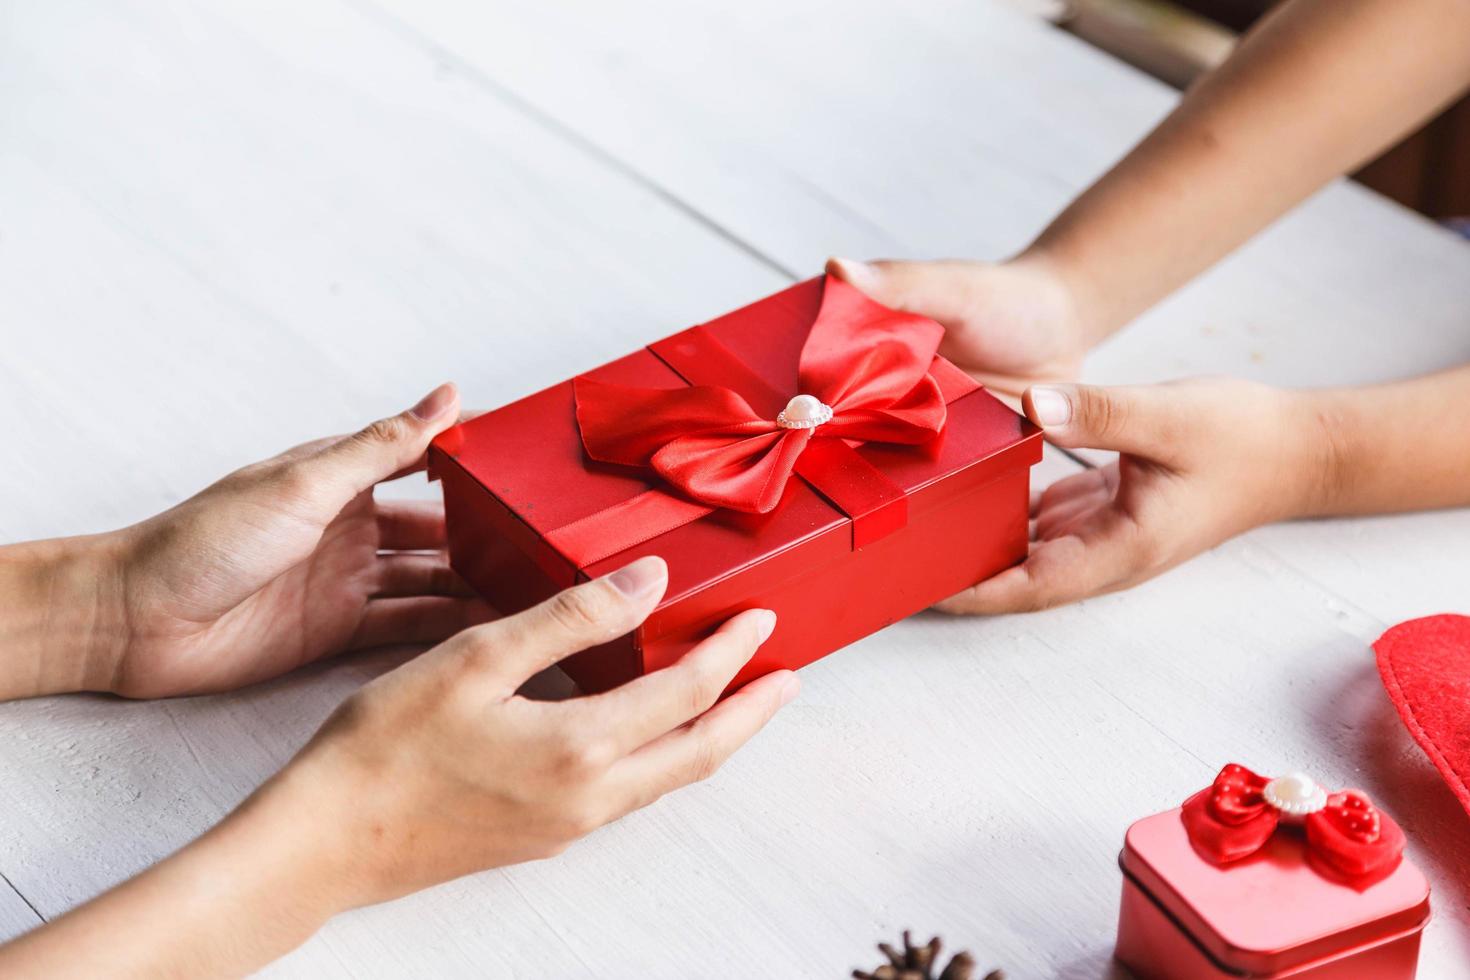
{"left": 1374, "top": 614, "right": 1470, "bottom": 819}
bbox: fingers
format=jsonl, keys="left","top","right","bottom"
{"left": 1038, "top": 464, "right": 1118, "bottom": 511}
{"left": 1033, "top": 468, "right": 1114, "bottom": 540}
{"left": 373, "top": 553, "right": 475, "bottom": 599}
{"left": 376, "top": 499, "right": 449, "bottom": 550}
{"left": 281, "top": 383, "right": 462, "bottom": 525}
{"left": 1034, "top": 493, "right": 1103, "bottom": 541}
{"left": 604, "top": 668, "right": 798, "bottom": 817}
{"left": 348, "top": 596, "right": 496, "bottom": 650}
{"left": 1023, "top": 383, "right": 1183, "bottom": 458}
{"left": 934, "top": 513, "right": 1145, "bottom": 615}
{"left": 576, "top": 608, "right": 777, "bottom": 756}
{"left": 457, "top": 556, "right": 669, "bottom": 692}
{"left": 826, "top": 256, "right": 980, "bottom": 326}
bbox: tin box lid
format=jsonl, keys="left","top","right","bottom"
{"left": 1122, "top": 808, "right": 1430, "bottom": 975}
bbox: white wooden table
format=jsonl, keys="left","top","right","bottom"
{"left": 3, "top": 2, "right": 1469, "bottom": 976}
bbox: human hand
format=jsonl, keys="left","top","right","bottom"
{"left": 98, "top": 383, "right": 491, "bottom": 698}
{"left": 937, "top": 378, "right": 1328, "bottom": 613}
{"left": 825, "top": 254, "right": 1090, "bottom": 395}
{"left": 0, "top": 557, "right": 795, "bottom": 978}
{"left": 259, "top": 555, "right": 795, "bottom": 909}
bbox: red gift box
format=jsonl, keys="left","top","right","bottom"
{"left": 429, "top": 276, "right": 1041, "bottom": 693}
{"left": 1115, "top": 765, "right": 1431, "bottom": 979}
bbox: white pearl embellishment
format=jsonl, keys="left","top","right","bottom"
{"left": 776, "top": 394, "right": 833, "bottom": 430}
{"left": 1263, "top": 771, "right": 1328, "bottom": 817}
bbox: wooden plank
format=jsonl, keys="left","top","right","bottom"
{"left": 3, "top": 1, "right": 1468, "bottom": 978}
{"left": 358, "top": 0, "right": 1156, "bottom": 270}
{"left": 0, "top": 878, "right": 41, "bottom": 945}
{"left": 0, "top": 0, "right": 787, "bottom": 542}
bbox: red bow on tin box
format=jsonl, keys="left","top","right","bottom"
{"left": 1181, "top": 763, "right": 1406, "bottom": 885}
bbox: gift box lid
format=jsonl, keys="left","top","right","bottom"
{"left": 1121, "top": 807, "right": 1430, "bottom": 976}
{"left": 430, "top": 277, "right": 1040, "bottom": 640}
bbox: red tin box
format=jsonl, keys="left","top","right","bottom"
{"left": 1116, "top": 806, "right": 1431, "bottom": 979}
{"left": 428, "top": 277, "right": 1042, "bottom": 693}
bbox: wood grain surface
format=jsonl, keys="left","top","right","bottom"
{"left": 1, "top": 1, "right": 1467, "bottom": 976}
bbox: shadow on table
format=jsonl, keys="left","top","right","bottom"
{"left": 1054, "top": 948, "right": 1134, "bottom": 979}
{"left": 1313, "top": 654, "right": 1470, "bottom": 951}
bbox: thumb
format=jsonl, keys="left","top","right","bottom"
{"left": 295, "top": 382, "right": 462, "bottom": 520}
{"left": 825, "top": 256, "right": 980, "bottom": 326}
{"left": 465, "top": 555, "right": 669, "bottom": 692}
{"left": 1023, "top": 383, "right": 1180, "bottom": 458}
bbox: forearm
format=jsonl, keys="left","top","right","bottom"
{"left": 1300, "top": 362, "right": 1470, "bottom": 516}
{"left": 0, "top": 536, "right": 127, "bottom": 700}
{"left": 1028, "top": 0, "right": 1470, "bottom": 341}
{"left": 0, "top": 767, "right": 356, "bottom": 979}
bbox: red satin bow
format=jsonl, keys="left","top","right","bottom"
{"left": 572, "top": 277, "right": 947, "bottom": 513}
{"left": 1181, "top": 763, "right": 1405, "bottom": 885}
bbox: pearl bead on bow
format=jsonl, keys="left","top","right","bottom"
{"left": 776, "top": 394, "right": 833, "bottom": 429}
{"left": 1262, "top": 771, "right": 1329, "bottom": 819}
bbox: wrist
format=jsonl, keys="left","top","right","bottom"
{"left": 30, "top": 765, "right": 358, "bottom": 978}
{"left": 1283, "top": 387, "right": 1359, "bottom": 519}
{"left": 1011, "top": 240, "right": 1110, "bottom": 354}
{"left": 139, "top": 757, "right": 369, "bottom": 974}
{"left": 0, "top": 532, "right": 131, "bottom": 700}
{"left": 245, "top": 735, "right": 392, "bottom": 914}
{"left": 238, "top": 753, "right": 374, "bottom": 918}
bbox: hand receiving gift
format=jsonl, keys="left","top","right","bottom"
{"left": 936, "top": 363, "right": 1470, "bottom": 614}
{"left": 273, "top": 557, "right": 793, "bottom": 909}
{"left": 938, "top": 377, "right": 1321, "bottom": 613}
{"left": 1, "top": 383, "right": 492, "bottom": 701}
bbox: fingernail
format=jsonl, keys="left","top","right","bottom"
{"left": 778, "top": 673, "right": 801, "bottom": 706}
{"left": 607, "top": 556, "right": 667, "bottom": 598}
{"left": 831, "top": 257, "right": 877, "bottom": 287}
{"left": 1029, "top": 386, "right": 1072, "bottom": 427}
{"left": 409, "top": 383, "right": 456, "bottom": 422}
{"left": 754, "top": 609, "right": 777, "bottom": 643}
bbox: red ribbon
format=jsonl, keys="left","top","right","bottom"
{"left": 1180, "top": 763, "right": 1406, "bottom": 886}
{"left": 572, "top": 276, "right": 948, "bottom": 514}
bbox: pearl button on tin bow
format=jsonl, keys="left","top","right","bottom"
{"left": 776, "top": 393, "right": 833, "bottom": 429}
{"left": 1263, "top": 771, "right": 1329, "bottom": 818}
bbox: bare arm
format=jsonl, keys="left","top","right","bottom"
{"left": 832, "top": 0, "right": 1470, "bottom": 392}
{"left": 0, "top": 537, "right": 124, "bottom": 700}
{"left": 1037, "top": 0, "right": 1470, "bottom": 341}
{"left": 1310, "top": 362, "right": 1470, "bottom": 515}
{"left": 0, "top": 785, "right": 346, "bottom": 978}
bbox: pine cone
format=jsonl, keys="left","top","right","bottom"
{"left": 851, "top": 930, "right": 1003, "bottom": 980}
